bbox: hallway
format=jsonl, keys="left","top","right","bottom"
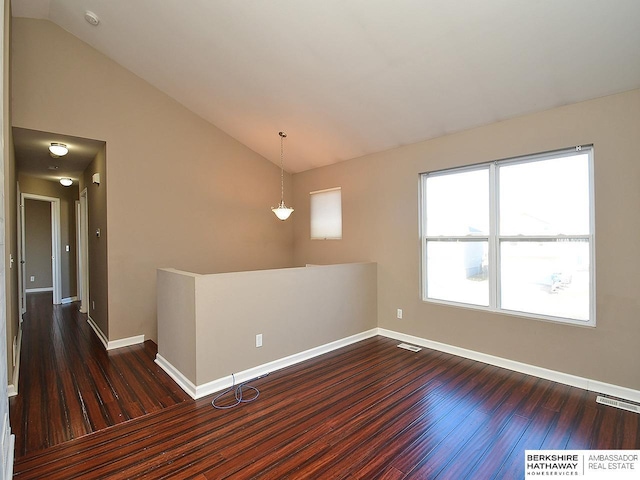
{"left": 9, "top": 292, "right": 190, "bottom": 458}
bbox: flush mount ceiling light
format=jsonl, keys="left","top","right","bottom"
{"left": 59, "top": 178, "right": 73, "bottom": 187}
{"left": 49, "top": 143, "right": 68, "bottom": 156}
{"left": 271, "top": 132, "right": 294, "bottom": 221}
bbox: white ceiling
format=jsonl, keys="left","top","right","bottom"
{"left": 11, "top": 0, "right": 640, "bottom": 173}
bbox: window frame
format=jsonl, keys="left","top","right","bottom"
{"left": 420, "top": 146, "right": 595, "bottom": 327}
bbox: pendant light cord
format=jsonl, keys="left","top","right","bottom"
{"left": 279, "top": 131, "right": 286, "bottom": 204}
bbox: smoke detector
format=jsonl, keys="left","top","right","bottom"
{"left": 84, "top": 11, "right": 100, "bottom": 26}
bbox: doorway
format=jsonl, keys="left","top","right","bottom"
{"left": 19, "top": 193, "right": 62, "bottom": 306}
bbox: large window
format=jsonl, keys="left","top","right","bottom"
{"left": 421, "top": 146, "right": 594, "bottom": 326}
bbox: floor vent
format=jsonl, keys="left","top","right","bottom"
{"left": 596, "top": 396, "right": 640, "bottom": 414}
{"left": 397, "top": 343, "right": 421, "bottom": 352}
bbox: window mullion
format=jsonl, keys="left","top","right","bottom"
{"left": 489, "top": 162, "right": 499, "bottom": 310}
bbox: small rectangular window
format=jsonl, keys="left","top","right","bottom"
{"left": 421, "top": 146, "right": 595, "bottom": 326}
{"left": 310, "top": 187, "right": 342, "bottom": 240}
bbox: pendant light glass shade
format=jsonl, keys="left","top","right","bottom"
{"left": 272, "top": 131, "right": 294, "bottom": 220}
{"left": 272, "top": 201, "right": 294, "bottom": 220}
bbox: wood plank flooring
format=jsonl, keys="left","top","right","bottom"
{"left": 9, "top": 292, "right": 190, "bottom": 458}
{"left": 11, "top": 293, "right": 640, "bottom": 478}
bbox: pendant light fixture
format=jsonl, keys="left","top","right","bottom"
{"left": 271, "top": 131, "right": 294, "bottom": 221}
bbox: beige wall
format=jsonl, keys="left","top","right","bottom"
{"left": 293, "top": 89, "right": 640, "bottom": 391}
{"left": 158, "top": 263, "right": 377, "bottom": 391}
{"left": 23, "top": 199, "right": 52, "bottom": 289}
{"left": 79, "top": 147, "right": 108, "bottom": 335}
{"left": 19, "top": 175, "right": 79, "bottom": 299}
{"left": 157, "top": 269, "right": 196, "bottom": 383}
{"left": 11, "top": 18, "right": 294, "bottom": 342}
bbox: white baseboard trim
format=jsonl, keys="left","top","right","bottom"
{"left": 108, "top": 335, "right": 145, "bottom": 350}
{"left": 25, "top": 287, "right": 53, "bottom": 293}
{"left": 87, "top": 316, "right": 145, "bottom": 351}
{"left": 87, "top": 316, "right": 109, "bottom": 349}
{"left": 3, "top": 433, "right": 14, "bottom": 480}
{"left": 61, "top": 296, "right": 78, "bottom": 304}
{"left": 7, "top": 328, "right": 23, "bottom": 398}
{"left": 155, "top": 354, "right": 198, "bottom": 399}
{"left": 377, "top": 328, "right": 640, "bottom": 404}
{"left": 156, "top": 328, "right": 379, "bottom": 400}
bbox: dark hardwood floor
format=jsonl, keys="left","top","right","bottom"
{"left": 9, "top": 292, "right": 190, "bottom": 458}
{"left": 11, "top": 293, "right": 640, "bottom": 478}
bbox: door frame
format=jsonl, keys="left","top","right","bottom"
{"left": 20, "top": 193, "right": 63, "bottom": 305}
{"left": 17, "top": 182, "right": 25, "bottom": 317}
{"left": 78, "top": 188, "right": 89, "bottom": 314}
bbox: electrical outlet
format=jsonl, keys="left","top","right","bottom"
{"left": 397, "top": 308, "right": 403, "bottom": 319}
{"left": 30, "top": 276, "right": 35, "bottom": 282}
{"left": 256, "top": 334, "right": 263, "bottom": 348}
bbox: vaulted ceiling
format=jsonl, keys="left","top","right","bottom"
{"left": 11, "top": 0, "right": 640, "bottom": 173}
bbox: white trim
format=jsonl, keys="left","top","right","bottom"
{"left": 21, "top": 193, "right": 63, "bottom": 305}
{"left": 7, "top": 329, "right": 22, "bottom": 398}
{"left": 309, "top": 186, "right": 342, "bottom": 195}
{"left": 377, "top": 328, "right": 640, "bottom": 404}
{"left": 17, "top": 181, "right": 25, "bottom": 316}
{"left": 79, "top": 189, "right": 89, "bottom": 314}
{"left": 154, "top": 354, "right": 198, "bottom": 399}
{"left": 107, "top": 335, "right": 145, "bottom": 351}
{"left": 155, "top": 326, "right": 640, "bottom": 404}
{"left": 157, "top": 329, "right": 378, "bottom": 400}
{"left": 87, "top": 316, "right": 108, "bottom": 349}
{"left": 87, "top": 316, "right": 145, "bottom": 350}
{"left": 25, "top": 287, "right": 53, "bottom": 293}
{"left": 4, "top": 434, "right": 14, "bottom": 480}
{"left": 61, "top": 296, "right": 78, "bottom": 305}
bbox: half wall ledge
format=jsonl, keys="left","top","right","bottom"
{"left": 156, "top": 263, "right": 378, "bottom": 399}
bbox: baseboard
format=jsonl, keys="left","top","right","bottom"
{"left": 87, "top": 316, "right": 109, "bottom": 349}
{"left": 107, "top": 335, "right": 145, "bottom": 350}
{"left": 4, "top": 434, "right": 16, "bottom": 478}
{"left": 87, "top": 316, "right": 145, "bottom": 351}
{"left": 3, "top": 432, "right": 14, "bottom": 480}
{"left": 156, "top": 326, "right": 640, "bottom": 404}
{"left": 377, "top": 328, "right": 640, "bottom": 404}
{"left": 154, "top": 354, "right": 198, "bottom": 399}
{"left": 156, "top": 328, "right": 379, "bottom": 400}
{"left": 7, "top": 328, "right": 22, "bottom": 398}
{"left": 61, "top": 296, "right": 78, "bottom": 304}
{"left": 25, "top": 287, "right": 53, "bottom": 293}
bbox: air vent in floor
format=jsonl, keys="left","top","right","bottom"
{"left": 596, "top": 395, "right": 640, "bottom": 414}
{"left": 397, "top": 343, "right": 421, "bottom": 352}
